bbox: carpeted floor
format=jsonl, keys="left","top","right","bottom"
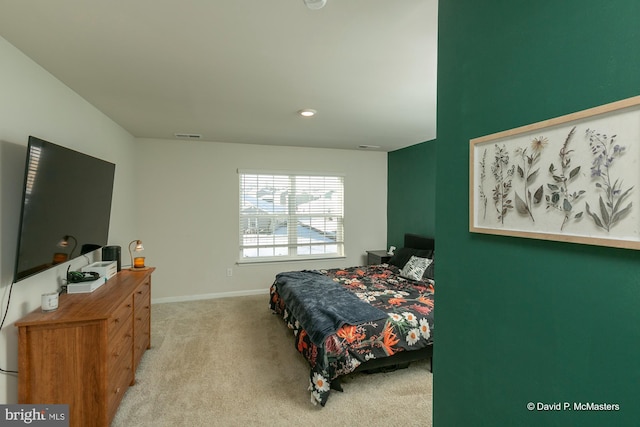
{"left": 112, "top": 294, "right": 433, "bottom": 427}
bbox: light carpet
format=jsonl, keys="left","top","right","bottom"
{"left": 112, "top": 294, "right": 433, "bottom": 427}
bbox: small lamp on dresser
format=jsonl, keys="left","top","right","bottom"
{"left": 128, "top": 239, "right": 148, "bottom": 270}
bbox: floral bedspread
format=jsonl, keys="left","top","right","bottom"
{"left": 269, "top": 263, "right": 435, "bottom": 406}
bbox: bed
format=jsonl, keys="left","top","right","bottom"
{"left": 269, "top": 234, "right": 435, "bottom": 406}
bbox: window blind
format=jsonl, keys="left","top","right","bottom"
{"left": 239, "top": 171, "right": 344, "bottom": 261}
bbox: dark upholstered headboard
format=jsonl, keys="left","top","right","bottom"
{"left": 403, "top": 233, "right": 435, "bottom": 251}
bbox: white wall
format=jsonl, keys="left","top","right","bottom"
{"left": 135, "top": 138, "right": 388, "bottom": 301}
{"left": 0, "top": 37, "right": 138, "bottom": 403}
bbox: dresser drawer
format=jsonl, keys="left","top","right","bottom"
{"left": 134, "top": 313, "right": 150, "bottom": 369}
{"left": 108, "top": 323, "right": 133, "bottom": 387}
{"left": 108, "top": 297, "right": 133, "bottom": 340}
{"left": 107, "top": 342, "right": 133, "bottom": 422}
{"left": 134, "top": 297, "right": 150, "bottom": 323}
{"left": 134, "top": 279, "right": 151, "bottom": 307}
{"left": 134, "top": 306, "right": 150, "bottom": 343}
{"left": 109, "top": 315, "right": 133, "bottom": 364}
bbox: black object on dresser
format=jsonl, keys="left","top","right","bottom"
{"left": 102, "top": 245, "right": 122, "bottom": 271}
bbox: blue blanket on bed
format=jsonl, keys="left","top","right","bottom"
{"left": 275, "top": 270, "right": 387, "bottom": 347}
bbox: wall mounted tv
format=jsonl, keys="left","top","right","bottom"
{"left": 13, "top": 136, "right": 116, "bottom": 282}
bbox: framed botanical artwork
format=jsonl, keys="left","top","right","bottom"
{"left": 470, "top": 95, "right": 640, "bottom": 250}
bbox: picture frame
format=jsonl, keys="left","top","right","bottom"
{"left": 469, "top": 95, "right": 640, "bottom": 250}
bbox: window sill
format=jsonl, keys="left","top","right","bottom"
{"left": 236, "top": 255, "right": 346, "bottom": 265}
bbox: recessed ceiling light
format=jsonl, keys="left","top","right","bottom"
{"left": 298, "top": 109, "right": 317, "bottom": 117}
{"left": 358, "top": 145, "right": 381, "bottom": 149}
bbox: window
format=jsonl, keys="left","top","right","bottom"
{"left": 239, "top": 171, "right": 344, "bottom": 262}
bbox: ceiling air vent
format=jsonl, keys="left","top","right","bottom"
{"left": 174, "top": 133, "right": 202, "bottom": 139}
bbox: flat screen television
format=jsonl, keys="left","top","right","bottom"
{"left": 13, "top": 136, "right": 116, "bottom": 282}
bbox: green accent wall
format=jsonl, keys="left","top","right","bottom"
{"left": 387, "top": 140, "right": 436, "bottom": 248}
{"left": 389, "top": 1, "right": 640, "bottom": 425}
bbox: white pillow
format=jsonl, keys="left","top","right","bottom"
{"left": 400, "top": 256, "right": 432, "bottom": 281}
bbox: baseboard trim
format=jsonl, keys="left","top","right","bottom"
{"left": 151, "top": 288, "right": 269, "bottom": 304}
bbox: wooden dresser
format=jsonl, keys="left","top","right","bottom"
{"left": 15, "top": 268, "right": 154, "bottom": 427}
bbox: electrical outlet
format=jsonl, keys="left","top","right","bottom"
{"left": 226, "top": 268, "right": 233, "bottom": 277}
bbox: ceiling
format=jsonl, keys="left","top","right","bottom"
{"left": 0, "top": 0, "right": 437, "bottom": 152}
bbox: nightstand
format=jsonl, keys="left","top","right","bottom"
{"left": 366, "top": 250, "right": 392, "bottom": 265}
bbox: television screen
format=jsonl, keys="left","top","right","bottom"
{"left": 13, "top": 136, "right": 116, "bottom": 282}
